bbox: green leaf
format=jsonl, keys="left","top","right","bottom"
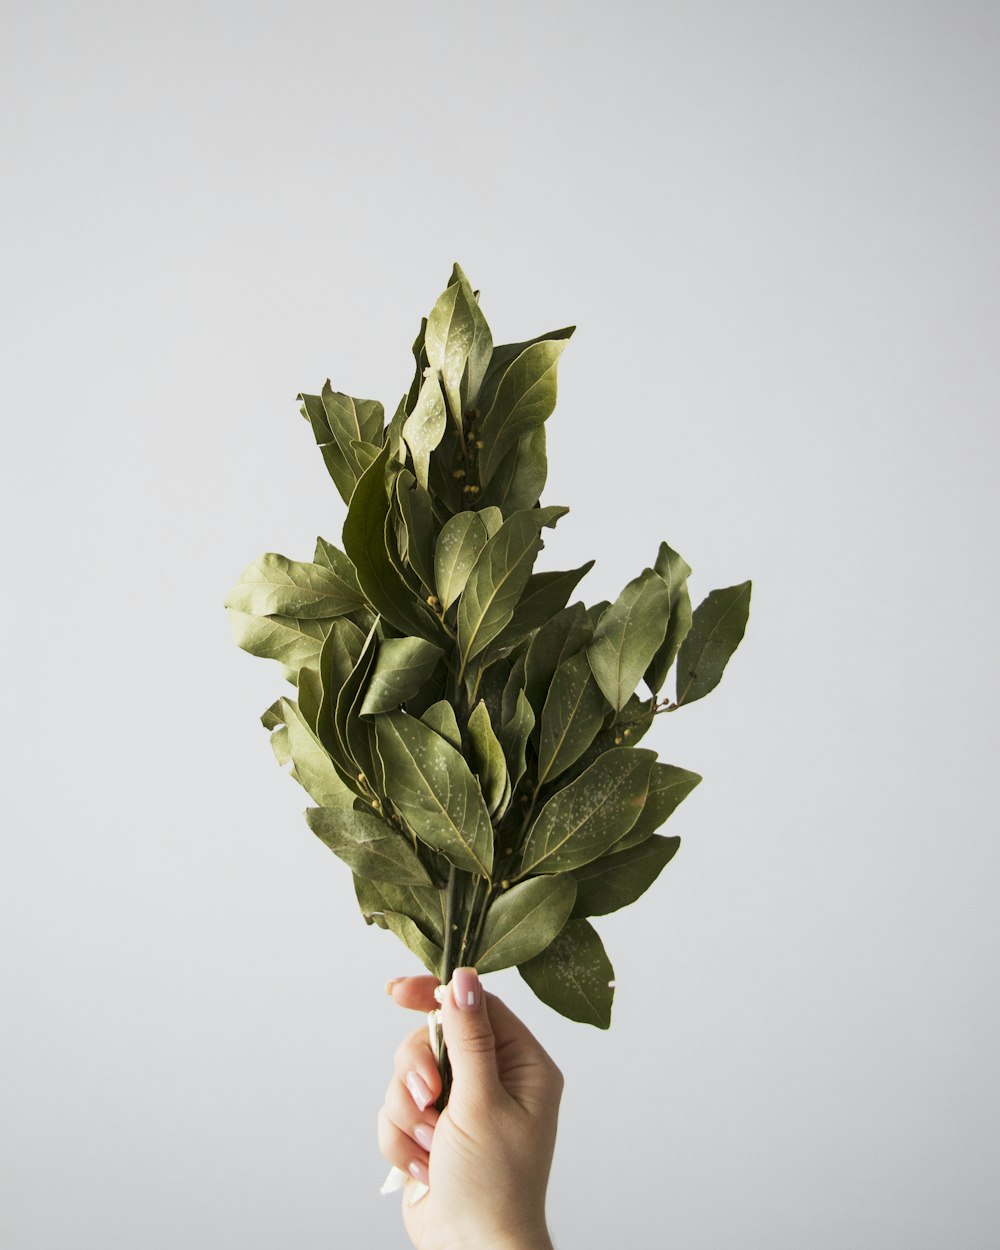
{"left": 322, "top": 383, "right": 385, "bottom": 488}
{"left": 518, "top": 748, "right": 656, "bottom": 877}
{"left": 501, "top": 652, "right": 528, "bottom": 726}
{"left": 478, "top": 339, "right": 570, "bottom": 487}
{"left": 420, "top": 699, "right": 462, "bottom": 751}
{"left": 405, "top": 317, "right": 429, "bottom": 416}
{"left": 306, "top": 805, "right": 433, "bottom": 885}
{"left": 644, "top": 542, "right": 693, "bottom": 694}
{"left": 279, "top": 697, "right": 357, "bottom": 808}
{"left": 476, "top": 326, "right": 575, "bottom": 426}
{"left": 490, "top": 562, "right": 595, "bottom": 658}
{"left": 342, "top": 442, "right": 440, "bottom": 639}
{"left": 475, "top": 426, "right": 548, "bottom": 516}
{"left": 467, "top": 700, "right": 510, "bottom": 817}
{"left": 523, "top": 602, "right": 592, "bottom": 720}
{"left": 424, "top": 266, "right": 493, "bottom": 428}
{"left": 385, "top": 393, "right": 408, "bottom": 463}
{"left": 434, "top": 511, "right": 490, "bottom": 611}
{"left": 394, "top": 471, "right": 438, "bottom": 593}
{"left": 536, "top": 652, "right": 609, "bottom": 788}
{"left": 373, "top": 710, "right": 494, "bottom": 878}
{"left": 518, "top": 919, "right": 614, "bottom": 1028}
{"left": 359, "top": 636, "right": 444, "bottom": 716}
{"left": 260, "top": 699, "right": 284, "bottom": 731}
{"left": 498, "top": 688, "right": 535, "bottom": 791}
{"left": 269, "top": 723, "right": 290, "bottom": 766}
{"left": 354, "top": 875, "right": 446, "bottom": 946}
{"left": 227, "top": 609, "right": 330, "bottom": 681}
{"left": 675, "top": 581, "right": 752, "bottom": 706}
{"left": 383, "top": 911, "right": 444, "bottom": 976}
{"left": 474, "top": 875, "right": 577, "bottom": 974}
{"left": 402, "top": 370, "right": 447, "bottom": 490}
{"left": 587, "top": 568, "right": 672, "bottom": 713}
{"left": 225, "top": 552, "right": 365, "bottom": 619}
{"left": 456, "top": 506, "right": 568, "bottom": 672}
{"left": 612, "top": 763, "right": 701, "bottom": 851}
{"left": 315, "top": 617, "right": 366, "bottom": 758}
{"left": 570, "top": 835, "right": 680, "bottom": 918}
{"left": 335, "top": 621, "right": 379, "bottom": 784}
{"left": 313, "top": 537, "right": 365, "bottom": 596}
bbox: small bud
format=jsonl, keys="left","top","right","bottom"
{"left": 614, "top": 735, "right": 623, "bottom": 744}
{"left": 463, "top": 483, "right": 480, "bottom": 495}
{"left": 623, "top": 727, "right": 632, "bottom": 738}
{"left": 501, "top": 880, "right": 510, "bottom": 890}
{"left": 357, "top": 771, "right": 366, "bottom": 784}
{"left": 426, "top": 594, "right": 440, "bottom": 609}
{"left": 452, "top": 468, "right": 466, "bottom": 479}
{"left": 504, "top": 847, "right": 513, "bottom": 856}
{"left": 475, "top": 438, "right": 484, "bottom": 449}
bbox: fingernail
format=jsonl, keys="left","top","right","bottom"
{"left": 412, "top": 1122, "right": 434, "bottom": 1152}
{"left": 406, "top": 1071, "right": 433, "bottom": 1112}
{"left": 452, "top": 967, "right": 480, "bottom": 1010}
{"left": 385, "top": 978, "right": 402, "bottom": 995}
{"left": 408, "top": 1159, "right": 429, "bottom": 1185}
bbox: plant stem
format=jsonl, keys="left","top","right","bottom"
{"left": 435, "top": 863, "right": 459, "bottom": 1110}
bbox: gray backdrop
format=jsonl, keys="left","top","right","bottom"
{"left": 2, "top": 2, "right": 997, "bottom": 1247}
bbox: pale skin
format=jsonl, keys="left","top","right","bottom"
{"left": 379, "top": 967, "right": 563, "bottom": 1250}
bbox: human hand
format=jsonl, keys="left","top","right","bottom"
{"left": 378, "top": 967, "right": 563, "bottom": 1250}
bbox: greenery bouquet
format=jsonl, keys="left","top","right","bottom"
{"left": 225, "top": 263, "right": 751, "bottom": 1106}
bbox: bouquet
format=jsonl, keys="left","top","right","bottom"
{"left": 225, "top": 263, "right": 751, "bottom": 1106}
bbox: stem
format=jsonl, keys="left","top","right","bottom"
{"left": 435, "top": 864, "right": 459, "bottom": 1110}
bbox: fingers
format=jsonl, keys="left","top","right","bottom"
{"left": 377, "top": 1105, "right": 430, "bottom": 1186}
{"left": 380, "top": 1019, "right": 442, "bottom": 1187}
{"left": 385, "top": 974, "right": 441, "bottom": 1012}
{"left": 392, "top": 1022, "right": 442, "bottom": 1111}
{"left": 439, "top": 967, "right": 502, "bottom": 1111}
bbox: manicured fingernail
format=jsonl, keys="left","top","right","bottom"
{"left": 412, "top": 1122, "right": 434, "bottom": 1151}
{"left": 385, "top": 979, "right": 399, "bottom": 995}
{"left": 406, "top": 1071, "right": 433, "bottom": 1112}
{"left": 452, "top": 967, "right": 480, "bottom": 1010}
{"left": 408, "top": 1159, "right": 429, "bottom": 1185}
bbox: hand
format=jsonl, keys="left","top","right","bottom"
{"left": 378, "top": 967, "right": 563, "bottom": 1250}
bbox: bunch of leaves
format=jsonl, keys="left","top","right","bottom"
{"left": 225, "top": 263, "right": 751, "bottom": 1051}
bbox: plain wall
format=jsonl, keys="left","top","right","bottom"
{"left": 2, "top": 2, "right": 998, "bottom": 1247}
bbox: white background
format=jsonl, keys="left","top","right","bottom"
{"left": 3, "top": 2, "right": 998, "bottom": 1247}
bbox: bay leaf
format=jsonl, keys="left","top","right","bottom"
{"left": 474, "top": 875, "right": 577, "bottom": 974}
{"left": 570, "top": 834, "right": 680, "bottom": 918}
{"left": 279, "top": 696, "right": 357, "bottom": 809}
{"left": 612, "top": 763, "right": 701, "bottom": 851}
{"left": 478, "top": 339, "right": 570, "bottom": 487}
{"left": 518, "top": 919, "right": 614, "bottom": 1029}
{"left": 498, "top": 687, "right": 535, "bottom": 791}
{"left": 456, "top": 506, "right": 568, "bottom": 672}
{"left": 359, "top": 636, "right": 444, "bottom": 716}
{"left": 536, "top": 651, "right": 609, "bottom": 788}
{"left": 476, "top": 325, "right": 576, "bottom": 420}
{"left": 382, "top": 911, "right": 444, "bottom": 976}
{"left": 467, "top": 700, "right": 510, "bottom": 817}
{"left": 373, "top": 710, "right": 494, "bottom": 878}
{"left": 306, "top": 805, "right": 433, "bottom": 885}
{"left": 227, "top": 609, "right": 329, "bottom": 680}
{"left": 643, "top": 541, "right": 693, "bottom": 694}
{"left": 517, "top": 747, "right": 656, "bottom": 877}
{"left": 475, "top": 426, "right": 548, "bottom": 516}
{"left": 354, "top": 874, "right": 446, "bottom": 947}
{"left": 675, "top": 581, "right": 752, "bottom": 706}
{"left": 424, "top": 267, "right": 493, "bottom": 427}
{"left": 402, "top": 370, "right": 447, "bottom": 489}
{"left": 405, "top": 317, "right": 429, "bottom": 415}
{"left": 434, "top": 510, "right": 490, "bottom": 611}
{"left": 394, "top": 470, "right": 438, "bottom": 594}
{"left": 342, "top": 442, "right": 440, "bottom": 640}
{"left": 225, "top": 551, "right": 364, "bottom": 619}
{"left": 419, "top": 699, "right": 462, "bottom": 750}
{"left": 587, "top": 568, "right": 672, "bottom": 712}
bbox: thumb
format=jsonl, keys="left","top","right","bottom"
{"left": 440, "top": 967, "right": 501, "bottom": 1111}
